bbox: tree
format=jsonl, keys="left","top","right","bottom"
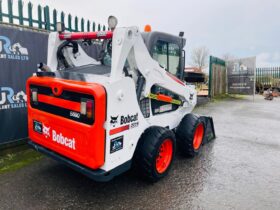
{"left": 190, "top": 46, "right": 209, "bottom": 70}
{"left": 222, "top": 53, "right": 236, "bottom": 62}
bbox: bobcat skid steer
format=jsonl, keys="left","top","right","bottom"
{"left": 27, "top": 16, "right": 215, "bottom": 182}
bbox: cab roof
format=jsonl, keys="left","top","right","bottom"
{"left": 141, "top": 31, "right": 186, "bottom": 53}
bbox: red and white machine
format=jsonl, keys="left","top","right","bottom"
{"left": 27, "top": 17, "right": 215, "bottom": 182}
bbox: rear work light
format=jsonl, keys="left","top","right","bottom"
{"left": 80, "top": 99, "right": 94, "bottom": 119}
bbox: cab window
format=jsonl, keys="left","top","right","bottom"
{"left": 152, "top": 40, "right": 180, "bottom": 76}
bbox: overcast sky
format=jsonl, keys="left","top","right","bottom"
{"left": 17, "top": 0, "right": 280, "bottom": 67}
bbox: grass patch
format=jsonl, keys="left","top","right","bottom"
{"left": 0, "top": 149, "right": 42, "bottom": 174}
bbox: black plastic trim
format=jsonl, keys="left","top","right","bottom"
{"left": 29, "top": 85, "right": 94, "bottom": 125}
{"left": 28, "top": 140, "right": 132, "bottom": 182}
{"left": 151, "top": 85, "right": 180, "bottom": 115}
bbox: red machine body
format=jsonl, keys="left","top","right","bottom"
{"left": 27, "top": 77, "right": 107, "bottom": 169}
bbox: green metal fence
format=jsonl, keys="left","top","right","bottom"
{"left": 256, "top": 67, "right": 280, "bottom": 86}
{"left": 0, "top": 0, "right": 106, "bottom": 32}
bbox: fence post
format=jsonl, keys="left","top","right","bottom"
{"left": 258, "top": 68, "right": 260, "bottom": 84}
{"left": 0, "top": 0, "right": 3, "bottom": 22}
{"left": 74, "top": 16, "right": 78, "bottom": 31}
{"left": 256, "top": 68, "right": 258, "bottom": 83}
{"left": 267, "top": 68, "right": 269, "bottom": 85}
{"left": 81, "top": 18, "right": 84, "bottom": 32}
{"left": 264, "top": 68, "right": 266, "bottom": 85}
{"left": 262, "top": 68, "right": 264, "bottom": 85}
{"left": 68, "top": 14, "right": 72, "bottom": 31}
{"left": 271, "top": 68, "right": 272, "bottom": 82}
{"left": 208, "top": 56, "right": 213, "bottom": 98}
{"left": 44, "top": 6, "right": 50, "bottom": 30}
{"left": 92, "top": 21, "right": 95, "bottom": 31}
{"left": 102, "top": 25, "right": 106, "bottom": 31}
{"left": 263, "top": 68, "right": 264, "bottom": 84}
{"left": 261, "top": 68, "right": 263, "bottom": 85}
{"left": 258, "top": 68, "right": 260, "bottom": 85}
{"left": 52, "top": 9, "right": 57, "bottom": 31}
{"left": 260, "top": 68, "right": 261, "bottom": 84}
{"left": 38, "top": 5, "right": 42, "bottom": 29}
{"left": 18, "top": 0, "right": 24, "bottom": 25}
{"left": 265, "top": 68, "right": 267, "bottom": 85}
{"left": 87, "top": 20, "right": 90, "bottom": 32}
{"left": 60, "top": 11, "right": 65, "bottom": 28}
{"left": 98, "top": 23, "right": 101, "bottom": 31}
{"left": 7, "top": 0, "right": 13, "bottom": 24}
{"left": 27, "top": 2, "right": 33, "bottom": 27}
{"left": 270, "top": 68, "right": 271, "bottom": 85}
{"left": 256, "top": 68, "right": 259, "bottom": 83}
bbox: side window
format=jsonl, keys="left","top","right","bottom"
{"left": 168, "top": 43, "right": 180, "bottom": 75}
{"left": 152, "top": 41, "right": 180, "bottom": 76}
{"left": 152, "top": 40, "right": 168, "bottom": 70}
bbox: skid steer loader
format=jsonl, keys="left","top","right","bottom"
{"left": 27, "top": 16, "right": 215, "bottom": 182}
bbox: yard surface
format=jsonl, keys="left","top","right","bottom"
{"left": 0, "top": 95, "right": 279, "bottom": 210}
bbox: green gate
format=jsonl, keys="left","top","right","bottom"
{"left": 208, "top": 56, "right": 226, "bottom": 97}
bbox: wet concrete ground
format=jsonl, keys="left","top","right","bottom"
{"left": 0, "top": 95, "right": 280, "bottom": 210}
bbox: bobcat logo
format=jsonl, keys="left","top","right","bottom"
{"left": 43, "top": 124, "right": 50, "bottom": 138}
{"left": 110, "top": 116, "right": 119, "bottom": 127}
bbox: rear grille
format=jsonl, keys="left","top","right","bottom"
{"left": 140, "top": 98, "right": 150, "bottom": 118}
{"left": 30, "top": 85, "right": 94, "bottom": 125}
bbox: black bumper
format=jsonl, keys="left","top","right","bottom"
{"left": 28, "top": 140, "right": 131, "bottom": 182}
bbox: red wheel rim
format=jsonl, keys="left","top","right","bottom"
{"left": 193, "top": 123, "right": 204, "bottom": 150}
{"left": 156, "top": 139, "right": 173, "bottom": 174}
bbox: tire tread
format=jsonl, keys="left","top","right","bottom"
{"left": 134, "top": 126, "right": 176, "bottom": 182}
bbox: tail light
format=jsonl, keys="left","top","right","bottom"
{"left": 31, "top": 89, "right": 38, "bottom": 103}
{"left": 81, "top": 99, "right": 94, "bottom": 119}
{"left": 86, "top": 100, "right": 93, "bottom": 118}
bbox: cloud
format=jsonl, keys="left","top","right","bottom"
{"left": 25, "top": 0, "right": 280, "bottom": 68}
{"left": 257, "top": 52, "right": 280, "bottom": 67}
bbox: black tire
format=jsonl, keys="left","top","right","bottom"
{"left": 134, "top": 126, "right": 176, "bottom": 182}
{"left": 176, "top": 113, "right": 205, "bottom": 157}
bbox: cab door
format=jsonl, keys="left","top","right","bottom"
{"left": 152, "top": 40, "right": 182, "bottom": 78}
{"left": 149, "top": 39, "right": 184, "bottom": 116}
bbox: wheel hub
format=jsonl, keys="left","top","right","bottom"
{"left": 193, "top": 123, "right": 204, "bottom": 150}
{"left": 156, "top": 139, "right": 173, "bottom": 174}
